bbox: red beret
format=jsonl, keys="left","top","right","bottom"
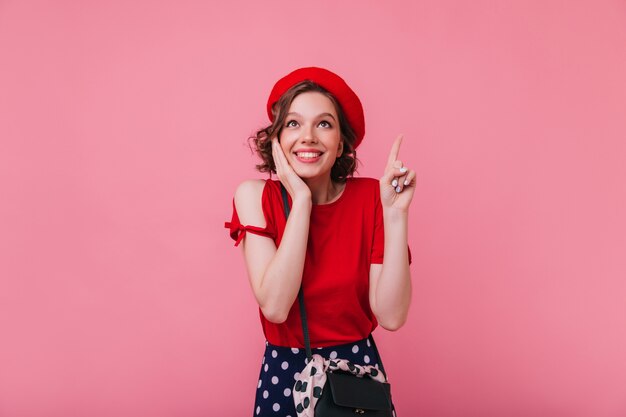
{"left": 266, "top": 67, "right": 366, "bottom": 149}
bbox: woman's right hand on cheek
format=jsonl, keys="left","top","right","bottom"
{"left": 271, "top": 138, "right": 311, "bottom": 203}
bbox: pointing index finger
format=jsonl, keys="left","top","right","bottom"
{"left": 386, "top": 134, "right": 404, "bottom": 168}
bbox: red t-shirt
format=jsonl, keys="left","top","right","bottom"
{"left": 225, "top": 177, "right": 411, "bottom": 347}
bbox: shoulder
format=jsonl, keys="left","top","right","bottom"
{"left": 234, "top": 179, "right": 268, "bottom": 224}
{"left": 234, "top": 179, "right": 265, "bottom": 203}
{"left": 347, "top": 177, "right": 380, "bottom": 195}
{"left": 349, "top": 177, "right": 379, "bottom": 187}
{"left": 345, "top": 177, "right": 381, "bottom": 210}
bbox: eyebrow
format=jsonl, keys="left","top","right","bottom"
{"left": 287, "top": 112, "right": 336, "bottom": 121}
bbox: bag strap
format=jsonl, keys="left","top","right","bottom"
{"left": 279, "top": 183, "right": 388, "bottom": 379}
{"left": 280, "top": 185, "right": 313, "bottom": 359}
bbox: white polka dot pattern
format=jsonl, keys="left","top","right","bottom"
{"left": 293, "top": 353, "right": 387, "bottom": 415}
{"left": 254, "top": 337, "right": 384, "bottom": 416}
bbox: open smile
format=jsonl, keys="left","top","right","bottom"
{"left": 293, "top": 151, "right": 324, "bottom": 163}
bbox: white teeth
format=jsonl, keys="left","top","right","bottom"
{"left": 296, "top": 152, "right": 321, "bottom": 158}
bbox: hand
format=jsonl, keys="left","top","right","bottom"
{"left": 271, "top": 138, "right": 311, "bottom": 203}
{"left": 380, "top": 135, "right": 416, "bottom": 211}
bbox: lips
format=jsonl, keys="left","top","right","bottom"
{"left": 295, "top": 151, "right": 322, "bottom": 158}
{"left": 293, "top": 150, "right": 324, "bottom": 163}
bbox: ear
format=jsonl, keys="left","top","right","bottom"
{"left": 337, "top": 140, "right": 344, "bottom": 158}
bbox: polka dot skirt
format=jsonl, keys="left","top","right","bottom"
{"left": 253, "top": 337, "right": 381, "bottom": 417}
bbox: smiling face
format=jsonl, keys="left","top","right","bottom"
{"left": 278, "top": 91, "right": 344, "bottom": 180}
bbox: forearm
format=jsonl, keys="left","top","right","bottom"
{"left": 376, "top": 207, "right": 412, "bottom": 329}
{"left": 258, "top": 197, "right": 312, "bottom": 322}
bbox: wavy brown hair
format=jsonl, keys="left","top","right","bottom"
{"left": 248, "top": 81, "right": 359, "bottom": 183}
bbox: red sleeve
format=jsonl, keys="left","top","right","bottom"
{"left": 370, "top": 186, "right": 413, "bottom": 265}
{"left": 224, "top": 184, "right": 277, "bottom": 246}
{"left": 371, "top": 192, "right": 385, "bottom": 264}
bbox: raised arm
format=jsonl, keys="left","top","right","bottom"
{"left": 234, "top": 138, "right": 312, "bottom": 323}
{"left": 369, "top": 135, "right": 416, "bottom": 331}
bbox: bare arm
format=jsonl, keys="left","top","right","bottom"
{"left": 234, "top": 180, "right": 311, "bottom": 323}
{"left": 369, "top": 135, "right": 417, "bottom": 330}
{"left": 369, "top": 208, "right": 412, "bottom": 331}
{"left": 235, "top": 138, "right": 313, "bottom": 323}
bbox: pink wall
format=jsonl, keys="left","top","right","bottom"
{"left": 1, "top": 1, "right": 625, "bottom": 416}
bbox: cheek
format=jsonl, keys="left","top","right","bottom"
{"left": 326, "top": 132, "right": 342, "bottom": 151}
{"left": 279, "top": 130, "right": 299, "bottom": 148}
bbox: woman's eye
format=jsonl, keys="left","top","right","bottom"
{"left": 286, "top": 120, "right": 298, "bottom": 127}
{"left": 319, "top": 120, "right": 332, "bottom": 128}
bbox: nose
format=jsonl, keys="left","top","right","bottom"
{"left": 301, "top": 124, "right": 317, "bottom": 143}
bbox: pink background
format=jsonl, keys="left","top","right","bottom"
{"left": 1, "top": 1, "right": 625, "bottom": 416}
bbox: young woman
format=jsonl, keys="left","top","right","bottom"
{"left": 225, "top": 67, "right": 415, "bottom": 416}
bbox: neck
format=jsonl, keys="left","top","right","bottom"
{"left": 303, "top": 175, "right": 343, "bottom": 205}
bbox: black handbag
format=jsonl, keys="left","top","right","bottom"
{"left": 314, "top": 371, "right": 393, "bottom": 416}
{"left": 280, "top": 184, "right": 396, "bottom": 416}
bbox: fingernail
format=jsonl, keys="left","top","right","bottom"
{"left": 395, "top": 186, "right": 401, "bottom": 193}
{"left": 404, "top": 179, "right": 409, "bottom": 186}
{"left": 399, "top": 167, "right": 407, "bottom": 173}
{"left": 392, "top": 179, "right": 398, "bottom": 187}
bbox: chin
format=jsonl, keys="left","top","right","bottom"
{"left": 293, "top": 166, "right": 333, "bottom": 180}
